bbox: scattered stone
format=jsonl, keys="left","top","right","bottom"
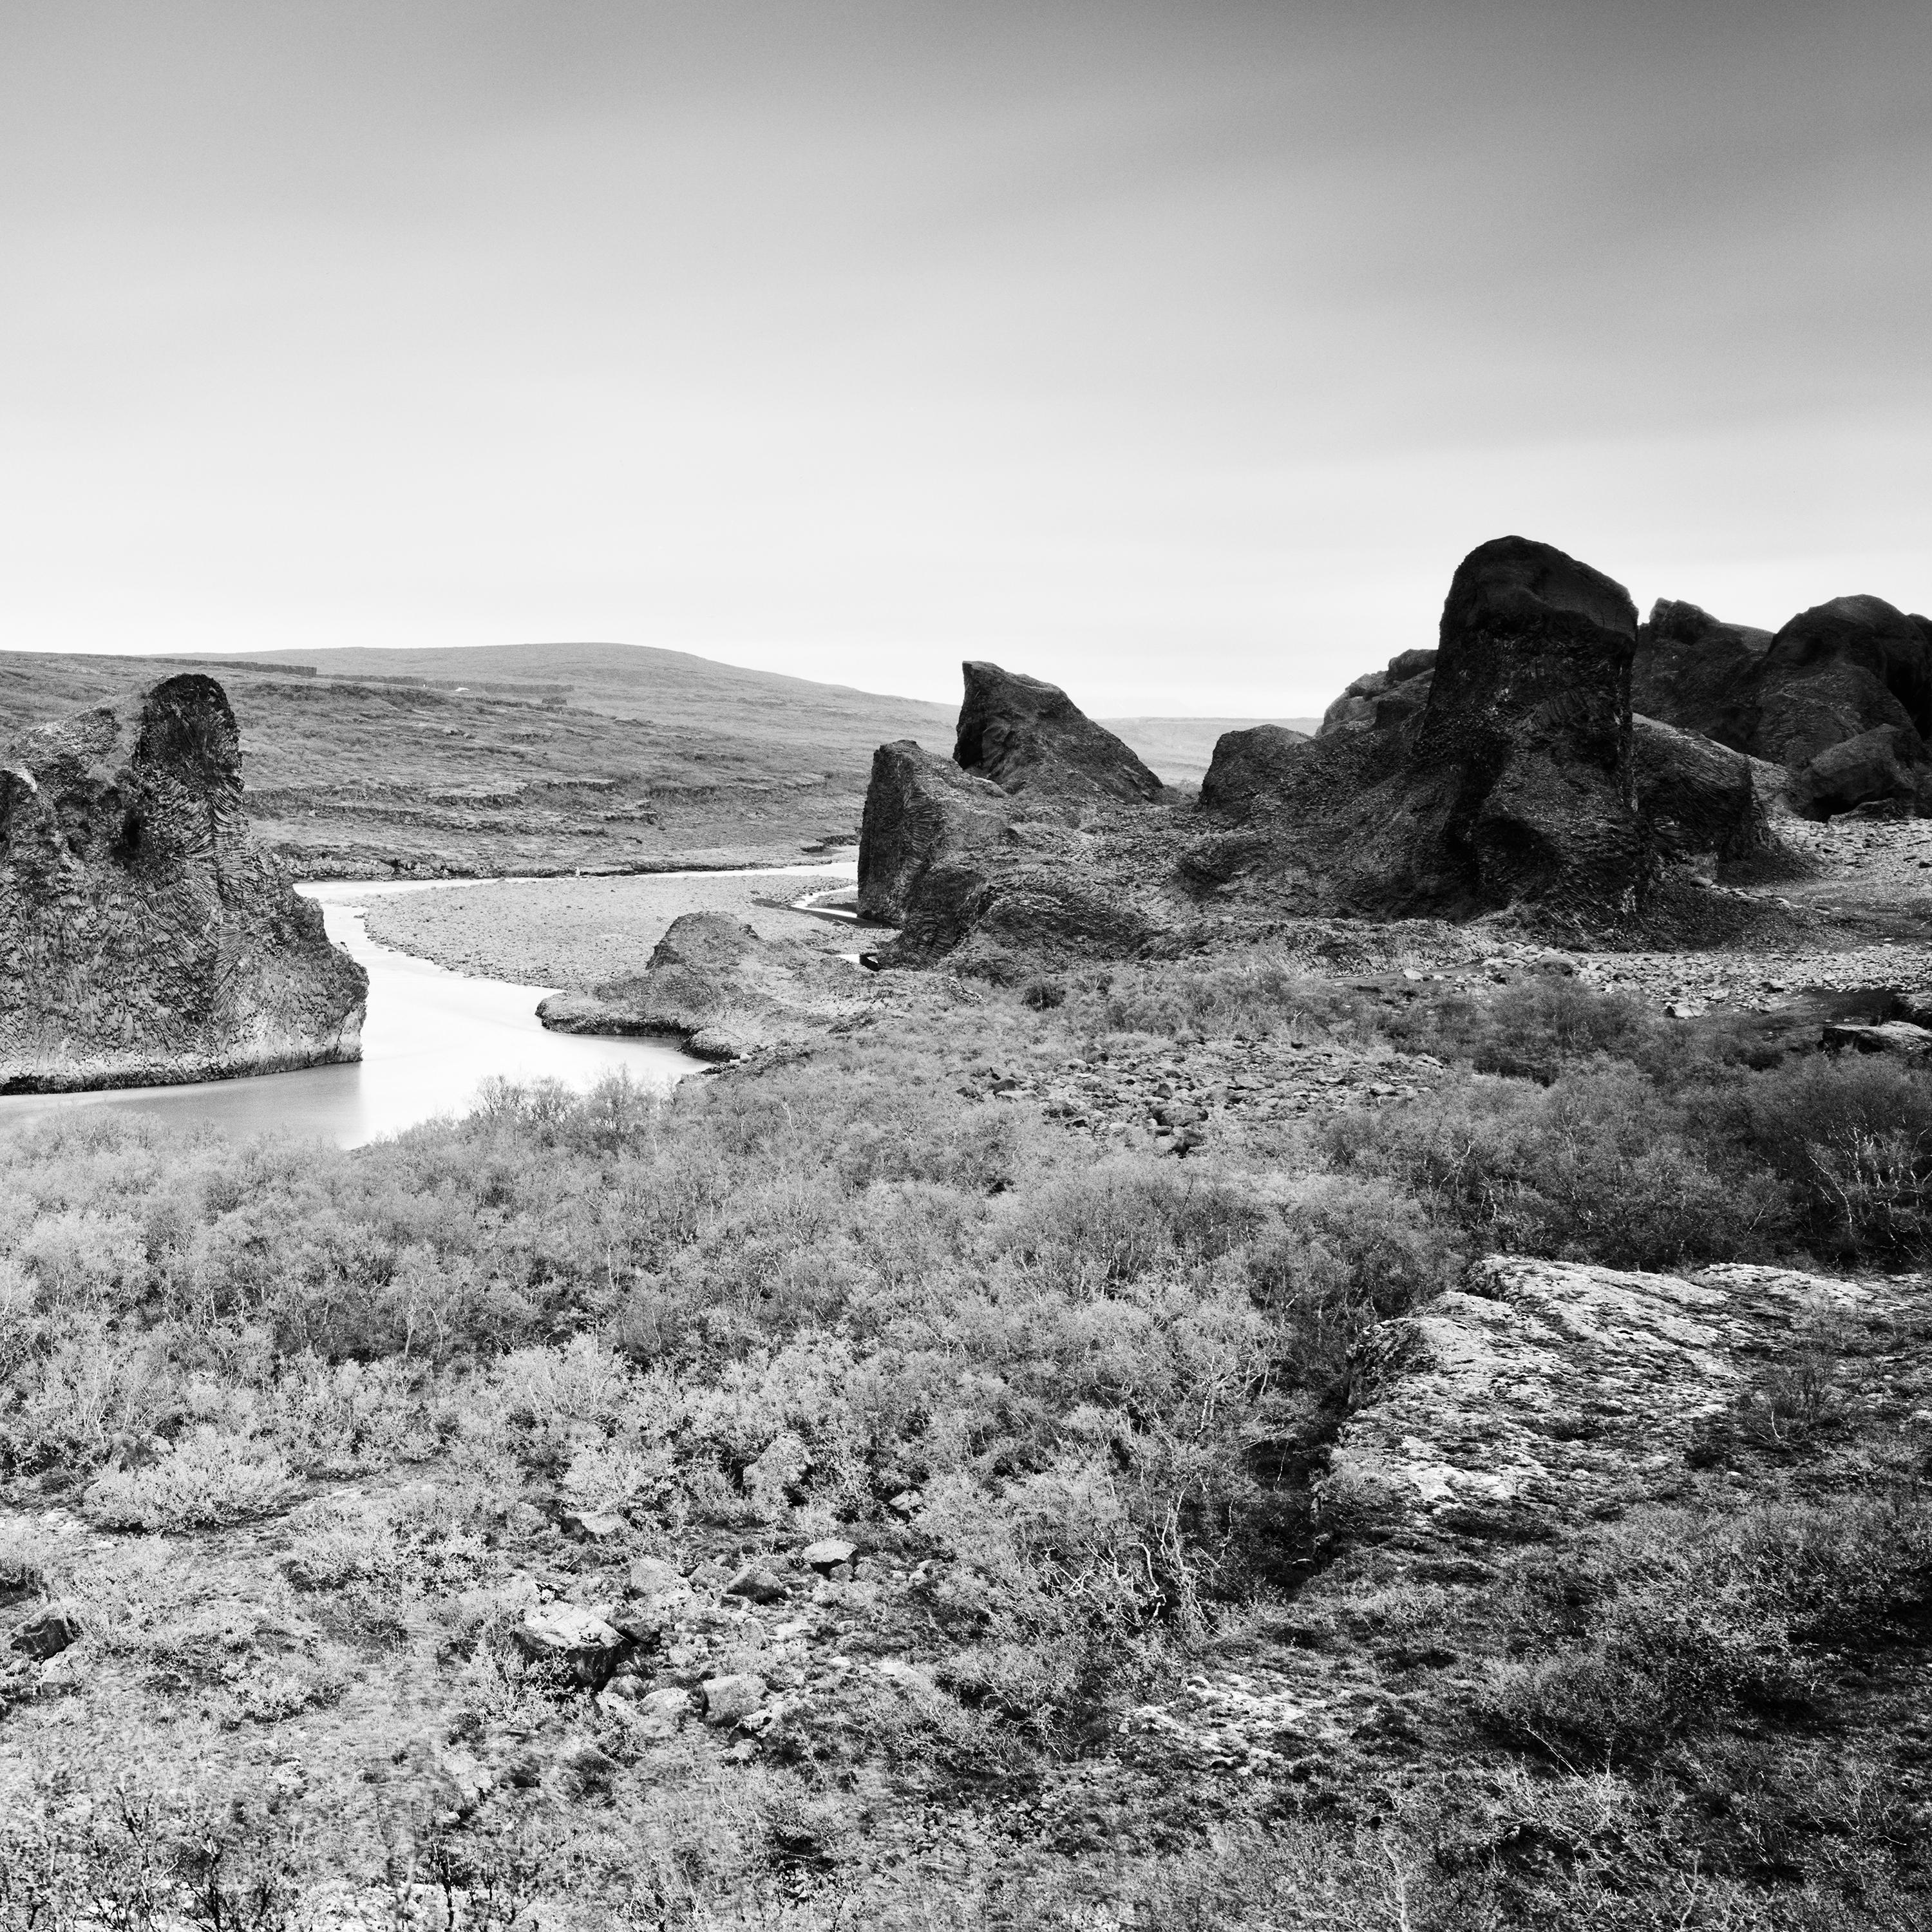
{"left": 700, "top": 1673, "right": 769, "bottom": 1727}
{"left": 561, "top": 1509, "right": 627, "bottom": 1541}
{"left": 513, "top": 1604, "right": 629, "bottom": 1681}
{"left": 626, "top": 1555, "right": 683, "bottom": 1595}
{"left": 723, "top": 1563, "right": 790, "bottom": 1605}
{"left": 10, "top": 1602, "right": 82, "bottom": 1660}
{"left": 800, "top": 1539, "right": 857, "bottom": 1577}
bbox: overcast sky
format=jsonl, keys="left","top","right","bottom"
{"left": 3, "top": 1, "right": 1928, "bottom": 714}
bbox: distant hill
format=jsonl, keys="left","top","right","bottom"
{"left": 0, "top": 640, "right": 1314, "bottom": 874}
{"left": 1097, "top": 715, "right": 1321, "bottom": 787}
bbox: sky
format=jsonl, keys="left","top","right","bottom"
{"left": 2, "top": 1, "right": 1929, "bottom": 715}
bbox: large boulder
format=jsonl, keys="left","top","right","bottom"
{"left": 1197, "top": 724, "right": 1315, "bottom": 817}
{"left": 1397, "top": 535, "right": 1650, "bottom": 915}
{"left": 856, "top": 741, "right": 1010, "bottom": 924}
{"left": 1794, "top": 724, "right": 1922, "bottom": 819}
{"left": 0, "top": 675, "right": 366, "bottom": 1093}
{"left": 954, "top": 662, "right": 1166, "bottom": 805}
{"left": 1628, "top": 714, "right": 1777, "bottom": 866}
{"left": 1197, "top": 538, "right": 1654, "bottom": 921}
{"left": 538, "top": 911, "right": 864, "bottom": 1059}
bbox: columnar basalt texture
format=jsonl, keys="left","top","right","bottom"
{"left": 1631, "top": 600, "right": 1776, "bottom": 753}
{"left": 855, "top": 740, "right": 1012, "bottom": 925}
{"left": 0, "top": 675, "right": 366, "bottom": 1092}
{"left": 1401, "top": 534, "right": 1650, "bottom": 913}
{"left": 1635, "top": 592, "right": 1932, "bottom": 816}
{"left": 1628, "top": 714, "right": 1777, "bottom": 865}
{"left": 954, "top": 661, "right": 1167, "bottom": 805}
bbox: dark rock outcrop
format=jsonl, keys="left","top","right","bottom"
{"left": 855, "top": 665, "right": 1174, "bottom": 972}
{"left": 1628, "top": 714, "right": 1777, "bottom": 866}
{"left": 1195, "top": 724, "right": 1314, "bottom": 816}
{"left": 1634, "top": 592, "right": 1932, "bottom": 817}
{"left": 1401, "top": 535, "right": 1647, "bottom": 913}
{"left": 856, "top": 741, "right": 1010, "bottom": 925}
{"left": 1632, "top": 601, "right": 1775, "bottom": 752}
{"left": 954, "top": 662, "right": 1166, "bottom": 805}
{"left": 1757, "top": 596, "right": 1932, "bottom": 768}
{"left": 1316, "top": 650, "right": 1436, "bottom": 737}
{"left": 0, "top": 675, "right": 366, "bottom": 1092}
{"left": 1196, "top": 536, "right": 1656, "bottom": 920}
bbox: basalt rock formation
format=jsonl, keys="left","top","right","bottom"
{"left": 1634, "top": 593, "right": 1932, "bottom": 817}
{"left": 1200, "top": 535, "right": 1654, "bottom": 919}
{"left": 858, "top": 667, "right": 1170, "bottom": 973}
{"left": 856, "top": 535, "right": 1819, "bottom": 975}
{"left": 0, "top": 675, "right": 366, "bottom": 1092}
{"left": 856, "top": 741, "right": 1012, "bottom": 925}
{"left": 1316, "top": 649, "right": 1437, "bottom": 738}
{"left": 954, "top": 662, "right": 1167, "bottom": 806}
{"left": 1627, "top": 715, "right": 1780, "bottom": 867}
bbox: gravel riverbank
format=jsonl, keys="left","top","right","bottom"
{"left": 357, "top": 867, "right": 860, "bottom": 991}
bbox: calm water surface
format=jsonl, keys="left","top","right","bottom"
{"left": 0, "top": 864, "right": 855, "bottom": 1148}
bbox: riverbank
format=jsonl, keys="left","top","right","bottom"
{"left": 357, "top": 863, "right": 863, "bottom": 991}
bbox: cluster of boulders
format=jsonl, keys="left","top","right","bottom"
{"left": 1637, "top": 594, "right": 1932, "bottom": 818}
{"left": 0, "top": 674, "right": 366, "bottom": 1092}
{"left": 850, "top": 535, "right": 1932, "bottom": 973}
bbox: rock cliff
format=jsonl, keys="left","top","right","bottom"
{"left": 0, "top": 675, "right": 367, "bottom": 1092}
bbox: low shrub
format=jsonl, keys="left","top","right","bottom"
{"left": 1329, "top": 1066, "right": 1788, "bottom": 1269}
{"left": 1484, "top": 1492, "right": 1932, "bottom": 1768}
{"left": 82, "top": 1427, "right": 299, "bottom": 1532}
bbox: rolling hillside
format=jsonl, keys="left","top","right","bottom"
{"left": 0, "top": 641, "right": 1310, "bottom": 875}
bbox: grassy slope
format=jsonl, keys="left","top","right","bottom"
{"left": 0, "top": 643, "right": 1307, "bottom": 873}
{"left": 0, "top": 645, "right": 956, "bottom": 878}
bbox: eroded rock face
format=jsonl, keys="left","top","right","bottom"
{"left": 1632, "top": 600, "right": 1776, "bottom": 752}
{"left": 1628, "top": 714, "right": 1777, "bottom": 866}
{"left": 0, "top": 675, "right": 366, "bottom": 1092}
{"left": 1200, "top": 538, "right": 1656, "bottom": 918}
{"left": 1635, "top": 592, "right": 1932, "bottom": 817}
{"left": 1316, "top": 650, "right": 1436, "bottom": 737}
{"left": 1401, "top": 535, "right": 1648, "bottom": 912}
{"left": 856, "top": 741, "right": 1011, "bottom": 924}
{"left": 954, "top": 662, "right": 1166, "bottom": 804}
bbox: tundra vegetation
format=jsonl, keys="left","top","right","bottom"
{"left": 1, "top": 958, "right": 1928, "bottom": 1929}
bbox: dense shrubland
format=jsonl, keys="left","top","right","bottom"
{"left": 2, "top": 960, "right": 1928, "bottom": 1926}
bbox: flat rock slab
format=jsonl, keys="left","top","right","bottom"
{"left": 1323, "top": 1256, "right": 1877, "bottom": 1542}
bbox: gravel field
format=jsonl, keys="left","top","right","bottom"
{"left": 357, "top": 866, "right": 860, "bottom": 990}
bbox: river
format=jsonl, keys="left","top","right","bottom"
{"left": 0, "top": 864, "right": 855, "bottom": 1148}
